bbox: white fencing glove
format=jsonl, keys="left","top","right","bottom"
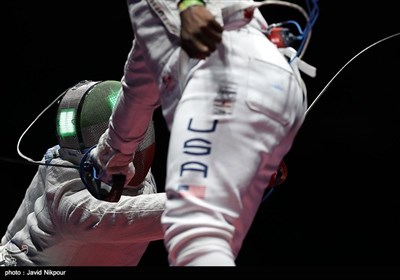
{"left": 90, "top": 131, "right": 136, "bottom": 188}
{"left": 80, "top": 131, "right": 136, "bottom": 202}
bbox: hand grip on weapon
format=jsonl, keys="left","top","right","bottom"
{"left": 89, "top": 132, "right": 136, "bottom": 187}
{"left": 89, "top": 132, "right": 135, "bottom": 185}
{"left": 80, "top": 131, "right": 135, "bottom": 202}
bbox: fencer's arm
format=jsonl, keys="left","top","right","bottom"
{"left": 107, "top": 40, "right": 160, "bottom": 156}
{"left": 53, "top": 164, "right": 166, "bottom": 243}
{"left": 89, "top": 41, "right": 160, "bottom": 188}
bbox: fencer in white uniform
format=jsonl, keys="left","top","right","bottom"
{"left": 0, "top": 80, "right": 165, "bottom": 266}
{"left": 89, "top": 0, "right": 316, "bottom": 266}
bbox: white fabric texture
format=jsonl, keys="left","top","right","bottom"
{"left": 1, "top": 153, "right": 165, "bottom": 266}
{"left": 101, "top": 0, "right": 309, "bottom": 266}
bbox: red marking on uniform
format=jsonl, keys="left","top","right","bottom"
{"left": 244, "top": 7, "right": 255, "bottom": 19}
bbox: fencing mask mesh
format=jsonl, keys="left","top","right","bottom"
{"left": 56, "top": 80, "right": 155, "bottom": 186}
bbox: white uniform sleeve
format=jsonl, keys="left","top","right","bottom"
{"left": 47, "top": 158, "right": 166, "bottom": 243}
{"left": 107, "top": 39, "right": 161, "bottom": 155}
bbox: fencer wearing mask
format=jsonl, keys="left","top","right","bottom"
{"left": 0, "top": 80, "right": 166, "bottom": 266}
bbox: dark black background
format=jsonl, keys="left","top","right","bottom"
{"left": 2, "top": 0, "right": 400, "bottom": 272}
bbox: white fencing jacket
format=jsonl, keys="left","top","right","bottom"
{"left": 1, "top": 153, "right": 165, "bottom": 266}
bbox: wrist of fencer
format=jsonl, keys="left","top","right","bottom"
{"left": 99, "top": 149, "right": 135, "bottom": 181}
{"left": 104, "top": 152, "right": 135, "bottom": 171}
{"left": 94, "top": 134, "right": 135, "bottom": 185}
{"left": 92, "top": 150, "right": 135, "bottom": 187}
{"left": 96, "top": 132, "right": 133, "bottom": 168}
{"left": 178, "top": 0, "right": 206, "bottom": 12}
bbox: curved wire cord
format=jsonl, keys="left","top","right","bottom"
{"left": 262, "top": 31, "right": 400, "bottom": 202}
{"left": 5, "top": 15, "right": 400, "bottom": 173}
{"left": 305, "top": 32, "right": 400, "bottom": 117}
{"left": 15, "top": 90, "right": 79, "bottom": 169}
{"left": 10, "top": 0, "right": 316, "bottom": 171}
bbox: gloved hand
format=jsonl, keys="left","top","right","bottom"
{"left": 88, "top": 132, "right": 136, "bottom": 188}
{"left": 80, "top": 132, "right": 135, "bottom": 202}
{"left": 179, "top": 5, "right": 223, "bottom": 59}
